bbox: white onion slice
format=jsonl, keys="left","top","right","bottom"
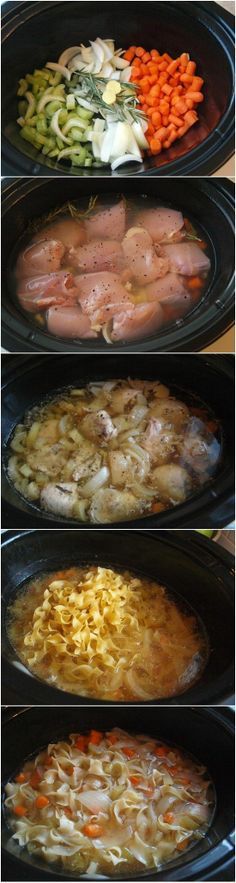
{"left": 78, "top": 790, "right": 111, "bottom": 812}
{"left": 46, "top": 62, "right": 71, "bottom": 82}
{"left": 125, "top": 671, "right": 155, "bottom": 700}
{"left": 81, "top": 466, "right": 110, "bottom": 496}
{"left": 58, "top": 46, "right": 81, "bottom": 67}
{"left": 111, "top": 153, "right": 143, "bottom": 170}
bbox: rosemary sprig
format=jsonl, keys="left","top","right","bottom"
{"left": 71, "top": 71, "right": 146, "bottom": 124}
{"left": 28, "top": 196, "right": 98, "bottom": 233}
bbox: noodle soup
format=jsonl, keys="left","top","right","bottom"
{"left": 7, "top": 566, "right": 208, "bottom": 700}
{"left": 7, "top": 378, "right": 221, "bottom": 523}
{"left": 4, "top": 728, "right": 213, "bottom": 877}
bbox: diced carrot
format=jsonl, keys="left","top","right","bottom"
{"left": 154, "top": 745, "right": 168, "bottom": 757}
{"left": 14, "top": 805, "right": 27, "bottom": 816}
{"left": 122, "top": 747, "right": 136, "bottom": 758}
{"left": 180, "top": 73, "right": 193, "bottom": 85}
{"left": 135, "top": 46, "right": 145, "bottom": 58}
{"left": 15, "top": 773, "right": 26, "bottom": 784}
{"left": 180, "top": 53, "right": 189, "bottom": 66}
{"left": 124, "top": 47, "right": 136, "bottom": 62}
{"left": 149, "top": 138, "right": 161, "bottom": 154}
{"left": 151, "top": 111, "right": 162, "bottom": 127}
{"left": 143, "top": 51, "right": 151, "bottom": 63}
{"left": 35, "top": 795, "right": 50, "bottom": 809}
{"left": 129, "top": 775, "right": 142, "bottom": 786}
{"left": 179, "top": 776, "right": 190, "bottom": 786}
{"left": 107, "top": 731, "right": 119, "bottom": 744}
{"left": 64, "top": 806, "right": 73, "bottom": 816}
{"left": 151, "top": 49, "right": 160, "bottom": 60}
{"left": 75, "top": 735, "right": 88, "bottom": 752}
{"left": 169, "top": 113, "right": 184, "bottom": 128}
{"left": 163, "top": 812, "right": 174, "bottom": 824}
{"left": 89, "top": 729, "right": 103, "bottom": 745}
{"left": 83, "top": 823, "right": 104, "bottom": 838}
{"left": 29, "top": 769, "right": 41, "bottom": 788}
{"left": 151, "top": 501, "right": 166, "bottom": 513}
{"left": 177, "top": 838, "right": 189, "bottom": 851}
{"left": 167, "top": 58, "right": 180, "bottom": 75}
{"left": 66, "top": 765, "right": 74, "bottom": 776}
{"left": 187, "top": 276, "right": 204, "bottom": 289}
{"left": 186, "top": 61, "right": 196, "bottom": 75}
{"left": 169, "top": 764, "right": 180, "bottom": 775}
{"left": 191, "top": 76, "right": 204, "bottom": 91}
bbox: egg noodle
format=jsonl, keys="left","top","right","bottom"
{"left": 7, "top": 566, "right": 207, "bottom": 701}
{"left": 5, "top": 728, "right": 212, "bottom": 877}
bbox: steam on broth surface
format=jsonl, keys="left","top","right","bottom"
{"left": 7, "top": 566, "right": 208, "bottom": 700}
{"left": 13, "top": 196, "right": 211, "bottom": 344}
{"left": 7, "top": 379, "right": 221, "bottom": 523}
{"left": 4, "top": 727, "right": 213, "bottom": 877}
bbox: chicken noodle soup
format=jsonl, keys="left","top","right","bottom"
{"left": 7, "top": 379, "right": 221, "bottom": 523}
{"left": 13, "top": 196, "right": 211, "bottom": 343}
{"left": 7, "top": 566, "right": 208, "bottom": 700}
{"left": 4, "top": 728, "right": 213, "bottom": 876}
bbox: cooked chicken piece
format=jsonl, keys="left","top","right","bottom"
{"left": 40, "top": 482, "right": 78, "bottom": 517}
{"left": 136, "top": 207, "right": 184, "bottom": 243}
{"left": 108, "top": 451, "right": 131, "bottom": 486}
{"left": 27, "top": 447, "right": 65, "bottom": 477}
{"left": 70, "top": 239, "right": 123, "bottom": 274}
{"left": 85, "top": 200, "right": 126, "bottom": 240}
{"left": 142, "top": 418, "right": 180, "bottom": 465}
{"left": 112, "top": 302, "right": 164, "bottom": 341}
{"left": 70, "top": 452, "right": 102, "bottom": 482}
{"left": 89, "top": 487, "right": 142, "bottom": 523}
{"left": 149, "top": 398, "right": 189, "bottom": 430}
{"left": 34, "top": 218, "right": 86, "bottom": 249}
{"left": 46, "top": 305, "right": 97, "bottom": 338}
{"left": 151, "top": 464, "right": 191, "bottom": 503}
{"left": 181, "top": 418, "right": 220, "bottom": 475}
{"left": 122, "top": 228, "right": 169, "bottom": 285}
{"left": 162, "top": 242, "right": 210, "bottom": 276}
{"left": 109, "top": 386, "right": 143, "bottom": 416}
{"left": 80, "top": 410, "right": 117, "bottom": 443}
{"left": 16, "top": 239, "right": 65, "bottom": 277}
{"left": 35, "top": 419, "right": 59, "bottom": 445}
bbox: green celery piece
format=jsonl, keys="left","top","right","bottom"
{"left": 18, "top": 100, "right": 27, "bottom": 116}
{"left": 46, "top": 100, "right": 64, "bottom": 118}
{"left": 34, "top": 69, "right": 50, "bottom": 80}
{"left": 70, "top": 127, "right": 84, "bottom": 142}
{"left": 71, "top": 147, "right": 87, "bottom": 166}
{"left": 36, "top": 118, "right": 48, "bottom": 134}
{"left": 77, "top": 106, "right": 94, "bottom": 120}
{"left": 20, "top": 127, "right": 38, "bottom": 145}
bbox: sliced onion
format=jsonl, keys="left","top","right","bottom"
{"left": 81, "top": 466, "right": 110, "bottom": 496}
{"left": 125, "top": 670, "right": 155, "bottom": 700}
{"left": 58, "top": 46, "right": 81, "bottom": 67}
{"left": 111, "top": 153, "right": 143, "bottom": 170}
{"left": 51, "top": 109, "right": 70, "bottom": 143}
{"left": 46, "top": 62, "right": 71, "bottom": 82}
{"left": 78, "top": 790, "right": 111, "bottom": 812}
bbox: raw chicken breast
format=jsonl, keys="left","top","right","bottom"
{"left": 75, "top": 272, "right": 132, "bottom": 324}
{"left": 34, "top": 218, "right": 86, "bottom": 248}
{"left": 112, "top": 302, "right": 164, "bottom": 341}
{"left": 16, "top": 239, "right": 65, "bottom": 277}
{"left": 70, "top": 240, "right": 123, "bottom": 273}
{"left": 46, "top": 305, "right": 97, "bottom": 338}
{"left": 144, "top": 273, "right": 192, "bottom": 315}
{"left": 162, "top": 242, "right": 210, "bottom": 276}
{"left": 18, "top": 272, "right": 77, "bottom": 313}
{"left": 122, "top": 228, "right": 169, "bottom": 284}
{"left": 136, "top": 207, "right": 184, "bottom": 243}
{"left": 85, "top": 200, "right": 126, "bottom": 240}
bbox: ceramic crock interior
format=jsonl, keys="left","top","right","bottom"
{"left": 2, "top": 1, "right": 234, "bottom": 176}
{"left": 2, "top": 178, "right": 234, "bottom": 353}
{"left": 1, "top": 707, "right": 234, "bottom": 881}
{"left": 1, "top": 530, "right": 234, "bottom": 706}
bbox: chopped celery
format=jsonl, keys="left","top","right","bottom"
{"left": 70, "top": 127, "right": 84, "bottom": 141}
{"left": 25, "top": 74, "right": 35, "bottom": 85}
{"left": 48, "top": 148, "right": 60, "bottom": 157}
{"left": 25, "top": 115, "right": 38, "bottom": 127}
{"left": 18, "top": 100, "right": 27, "bottom": 116}
{"left": 48, "top": 72, "right": 62, "bottom": 86}
{"left": 17, "top": 78, "right": 28, "bottom": 96}
{"left": 46, "top": 100, "right": 65, "bottom": 118}
{"left": 56, "top": 136, "right": 66, "bottom": 150}
{"left": 34, "top": 69, "right": 50, "bottom": 80}
{"left": 66, "top": 94, "right": 76, "bottom": 110}
{"left": 84, "top": 157, "right": 93, "bottom": 167}
{"left": 71, "top": 147, "right": 87, "bottom": 166}
{"left": 77, "top": 106, "right": 94, "bottom": 120}
{"left": 36, "top": 117, "right": 48, "bottom": 134}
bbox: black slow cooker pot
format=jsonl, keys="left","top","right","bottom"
{"left": 1, "top": 706, "right": 235, "bottom": 881}
{"left": 1, "top": 529, "right": 235, "bottom": 706}
{"left": 2, "top": 177, "right": 235, "bottom": 353}
{"left": 1, "top": 353, "right": 235, "bottom": 528}
{"left": 1, "top": 1, "right": 235, "bottom": 177}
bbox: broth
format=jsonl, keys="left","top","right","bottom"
{"left": 7, "top": 378, "right": 221, "bottom": 523}
{"left": 4, "top": 728, "right": 213, "bottom": 877}
{"left": 7, "top": 566, "right": 208, "bottom": 701}
{"left": 12, "top": 195, "right": 211, "bottom": 344}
